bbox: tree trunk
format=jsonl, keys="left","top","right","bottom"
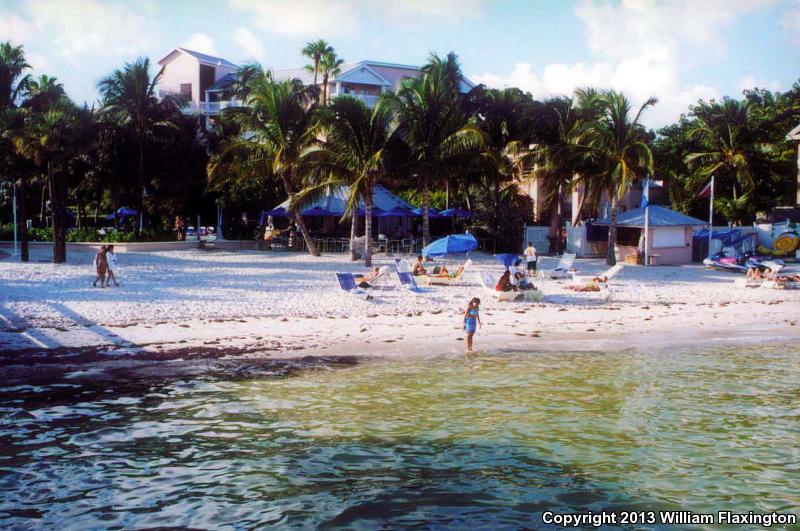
{"left": 364, "top": 189, "right": 373, "bottom": 267}
{"left": 349, "top": 212, "right": 358, "bottom": 261}
{"left": 136, "top": 140, "right": 144, "bottom": 237}
{"left": 421, "top": 175, "right": 431, "bottom": 248}
{"left": 94, "top": 203, "right": 99, "bottom": 225}
{"left": 47, "top": 161, "right": 67, "bottom": 263}
{"left": 280, "top": 172, "right": 319, "bottom": 256}
{"left": 571, "top": 186, "right": 588, "bottom": 227}
{"left": 18, "top": 183, "right": 29, "bottom": 262}
{"left": 606, "top": 192, "right": 618, "bottom": 266}
{"left": 40, "top": 184, "right": 46, "bottom": 224}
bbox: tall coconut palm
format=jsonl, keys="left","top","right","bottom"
{"left": 212, "top": 65, "right": 322, "bottom": 256}
{"left": 0, "top": 41, "right": 30, "bottom": 110}
{"left": 302, "top": 39, "right": 332, "bottom": 87}
{"left": 573, "top": 89, "right": 656, "bottom": 265}
{"left": 684, "top": 99, "right": 757, "bottom": 202}
{"left": 0, "top": 41, "right": 32, "bottom": 261}
{"left": 319, "top": 49, "right": 344, "bottom": 105}
{"left": 391, "top": 52, "right": 483, "bottom": 247}
{"left": 314, "top": 95, "right": 398, "bottom": 266}
{"left": 98, "top": 57, "right": 178, "bottom": 235}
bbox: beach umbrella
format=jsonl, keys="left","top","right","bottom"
{"left": 116, "top": 207, "right": 138, "bottom": 218}
{"left": 495, "top": 253, "right": 520, "bottom": 270}
{"left": 422, "top": 233, "right": 478, "bottom": 258}
{"left": 380, "top": 206, "right": 415, "bottom": 217}
{"left": 440, "top": 207, "right": 474, "bottom": 219}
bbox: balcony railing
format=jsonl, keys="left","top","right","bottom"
{"left": 180, "top": 100, "right": 244, "bottom": 115}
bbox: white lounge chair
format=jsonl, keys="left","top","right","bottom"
{"left": 480, "top": 272, "right": 518, "bottom": 301}
{"left": 394, "top": 258, "right": 413, "bottom": 274}
{"left": 570, "top": 264, "right": 624, "bottom": 286}
{"left": 545, "top": 253, "right": 576, "bottom": 279}
{"left": 335, "top": 273, "right": 373, "bottom": 300}
{"left": 424, "top": 259, "right": 473, "bottom": 286}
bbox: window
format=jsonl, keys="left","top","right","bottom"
{"left": 179, "top": 83, "right": 192, "bottom": 98}
{"left": 653, "top": 227, "right": 686, "bottom": 248}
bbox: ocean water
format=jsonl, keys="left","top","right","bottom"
{"left": 1, "top": 345, "right": 798, "bottom": 529}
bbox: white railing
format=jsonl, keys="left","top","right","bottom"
{"left": 180, "top": 100, "right": 244, "bottom": 115}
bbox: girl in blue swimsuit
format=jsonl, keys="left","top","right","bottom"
{"left": 463, "top": 297, "right": 482, "bottom": 352}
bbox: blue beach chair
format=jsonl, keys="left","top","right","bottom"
{"left": 336, "top": 272, "right": 373, "bottom": 300}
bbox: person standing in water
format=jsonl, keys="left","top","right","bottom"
{"left": 105, "top": 244, "right": 120, "bottom": 287}
{"left": 463, "top": 298, "right": 482, "bottom": 352}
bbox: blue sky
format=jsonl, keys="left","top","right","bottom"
{"left": 1, "top": 0, "right": 798, "bottom": 127}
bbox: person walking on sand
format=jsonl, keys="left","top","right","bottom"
{"left": 93, "top": 245, "right": 108, "bottom": 288}
{"left": 463, "top": 297, "right": 482, "bottom": 352}
{"left": 524, "top": 242, "right": 538, "bottom": 277}
{"left": 105, "top": 244, "right": 120, "bottom": 287}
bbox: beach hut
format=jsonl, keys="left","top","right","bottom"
{"left": 594, "top": 205, "right": 705, "bottom": 265}
{"left": 262, "top": 184, "right": 417, "bottom": 235}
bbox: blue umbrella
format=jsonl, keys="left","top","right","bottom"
{"left": 116, "top": 207, "right": 138, "bottom": 218}
{"left": 411, "top": 207, "right": 444, "bottom": 218}
{"left": 422, "top": 233, "right": 478, "bottom": 258}
{"left": 495, "top": 253, "right": 520, "bottom": 270}
{"left": 440, "top": 207, "right": 474, "bottom": 218}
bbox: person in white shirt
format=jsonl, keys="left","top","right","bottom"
{"left": 105, "top": 244, "right": 120, "bottom": 287}
{"left": 523, "top": 242, "right": 538, "bottom": 277}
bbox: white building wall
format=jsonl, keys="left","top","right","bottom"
{"left": 158, "top": 53, "right": 200, "bottom": 104}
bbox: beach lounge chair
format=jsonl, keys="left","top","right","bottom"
{"left": 480, "top": 272, "right": 518, "bottom": 301}
{"left": 397, "top": 272, "right": 430, "bottom": 293}
{"left": 570, "top": 264, "right": 624, "bottom": 286}
{"left": 335, "top": 273, "right": 373, "bottom": 300}
{"left": 424, "top": 259, "right": 473, "bottom": 286}
{"left": 545, "top": 253, "right": 576, "bottom": 279}
{"left": 394, "top": 258, "right": 413, "bottom": 274}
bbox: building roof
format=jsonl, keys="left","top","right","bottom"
{"left": 594, "top": 205, "right": 706, "bottom": 228}
{"left": 787, "top": 123, "right": 800, "bottom": 140}
{"left": 206, "top": 72, "right": 238, "bottom": 92}
{"left": 272, "top": 184, "right": 415, "bottom": 215}
{"left": 158, "top": 48, "right": 239, "bottom": 69}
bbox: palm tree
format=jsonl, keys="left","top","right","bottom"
{"left": 319, "top": 49, "right": 344, "bottom": 105}
{"left": 315, "top": 95, "right": 398, "bottom": 266}
{"left": 684, "top": 99, "right": 757, "bottom": 204}
{"left": 98, "top": 57, "right": 178, "bottom": 235}
{"left": 0, "top": 41, "right": 32, "bottom": 261}
{"left": 573, "top": 89, "right": 656, "bottom": 265}
{"left": 391, "top": 52, "right": 483, "bottom": 247}
{"left": 0, "top": 41, "right": 30, "bottom": 110}
{"left": 212, "top": 65, "right": 322, "bottom": 256}
{"left": 468, "top": 87, "right": 535, "bottom": 245}
{"left": 302, "top": 39, "right": 332, "bottom": 87}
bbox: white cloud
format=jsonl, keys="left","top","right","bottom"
{"left": 228, "top": 0, "right": 360, "bottom": 36}
{"left": 781, "top": 0, "right": 800, "bottom": 46}
{"left": 227, "top": 0, "right": 484, "bottom": 36}
{"left": 233, "top": 27, "right": 265, "bottom": 61}
{"left": 735, "top": 75, "right": 783, "bottom": 93}
{"left": 0, "top": 9, "right": 35, "bottom": 44}
{"left": 473, "top": 1, "right": 780, "bottom": 128}
{"left": 24, "top": 0, "right": 153, "bottom": 61}
{"left": 181, "top": 32, "right": 219, "bottom": 56}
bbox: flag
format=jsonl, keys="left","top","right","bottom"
{"left": 698, "top": 179, "right": 713, "bottom": 198}
{"left": 639, "top": 177, "right": 650, "bottom": 208}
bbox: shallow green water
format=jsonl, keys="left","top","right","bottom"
{"left": 1, "top": 345, "right": 799, "bottom": 529}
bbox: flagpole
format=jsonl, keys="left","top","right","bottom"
{"left": 644, "top": 202, "right": 649, "bottom": 266}
{"left": 707, "top": 175, "right": 714, "bottom": 258}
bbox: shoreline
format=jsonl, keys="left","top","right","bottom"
{"left": 1, "top": 248, "right": 799, "bottom": 386}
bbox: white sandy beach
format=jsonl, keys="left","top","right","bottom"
{"left": 1, "top": 247, "right": 798, "bottom": 366}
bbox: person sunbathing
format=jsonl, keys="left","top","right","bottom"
{"left": 412, "top": 256, "right": 427, "bottom": 276}
{"left": 356, "top": 267, "right": 381, "bottom": 288}
{"left": 566, "top": 281, "right": 601, "bottom": 292}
